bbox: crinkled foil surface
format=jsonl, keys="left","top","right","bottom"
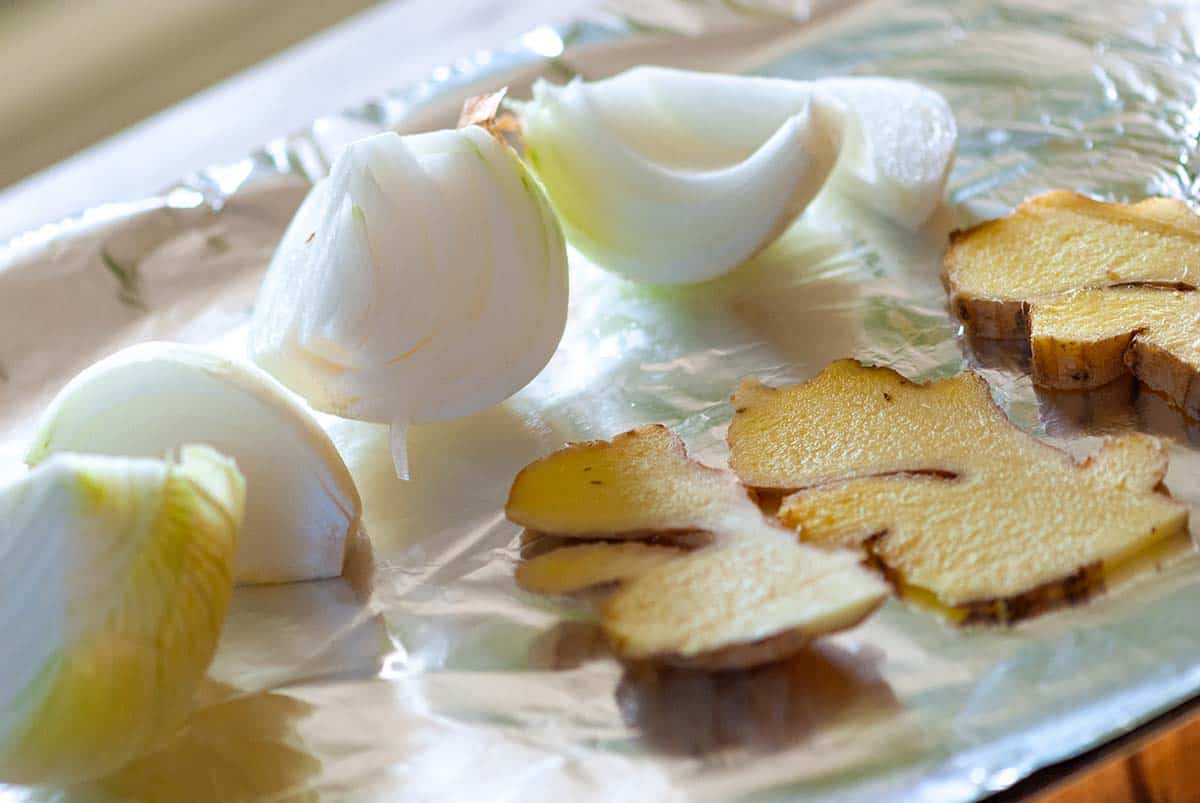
{"left": 4, "top": 1, "right": 1200, "bottom": 800}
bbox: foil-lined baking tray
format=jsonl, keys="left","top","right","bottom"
{"left": 4, "top": 1, "right": 1200, "bottom": 800}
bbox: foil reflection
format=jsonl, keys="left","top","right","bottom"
{"left": 211, "top": 528, "right": 387, "bottom": 692}
{"left": 1037, "top": 374, "right": 1138, "bottom": 439}
{"left": 616, "top": 643, "right": 897, "bottom": 757}
{"left": 528, "top": 622, "right": 899, "bottom": 756}
{"left": 326, "top": 405, "right": 564, "bottom": 562}
{"left": 1037, "top": 374, "right": 1200, "bottom": 447}
{"left": 528, "top": 621, "right": 611, "bottom": 671}
{"left": 71, "top": 682, "right": 318, "bottom": 803}
{"left": 961, "top": 333, "right": 1031, "bottom": 377}
{"left": 722, "top": 226, "right": 868, "bottom": 377}
{"left": 1137, "top": 387, "right": 1200, "bottom": 448}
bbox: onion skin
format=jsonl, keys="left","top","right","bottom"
{"left": 0, "top": 446, "right": 243, "bottom": 785}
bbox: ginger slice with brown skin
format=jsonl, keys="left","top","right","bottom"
{"left": 507, "top": 424, "right": 749, "bottom": 541}
{"left": 602, "top": 530, "right": 887, "bottom": 669}
{"left": 1029, "top": 287, "right": 1200, "bottom": 413}
{"left": 728, "top": 360, "right": 1188, "bottom": 623}
{"left": 515, "top": 541, "right": 686, "bottom": 595}
{"left": 506, "top": 424, "right": 888, "bottom": 668}
{"left": 943, "top": 190, "right": 1200, "bottom": 415}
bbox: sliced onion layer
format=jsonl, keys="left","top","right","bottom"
{"left": 28, "top": 342, "right": 361, "bottom": 585}
{"left": 520, "top": 66, "right": 957, "bottom": 284}
{"left": 250, "top": 126, "right": 570, "bottom": 477}
{"left": 0, "top": 446, "right": 243, "bottom": 784}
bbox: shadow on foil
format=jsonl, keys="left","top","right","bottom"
{"left": 529, "top": 621, "right": 897, "bottom": 758}
{"left": 961, "top": 333, "right": 1200, "bottom": 447}
{"left": 54, "top": 682, "right": 319, "bottom": 803}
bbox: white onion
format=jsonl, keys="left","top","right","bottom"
{"left": 28, "top": 342, "right": 361, "bottom": 585}
{"left": 520, "top": 66, "right": 957, "bottom": 284}
{"left": 0, "top": 446, "right": 242, "bottom": 784}
{"left": 250, "top": 126, "right": 570, "bottom": 478}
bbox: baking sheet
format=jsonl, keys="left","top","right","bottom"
{"left": 4, "top": 1, "right": 1200, "bottom": 800}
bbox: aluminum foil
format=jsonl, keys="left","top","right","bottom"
{"left": 4, "top": 1, "right": 1200, "bottom": 800}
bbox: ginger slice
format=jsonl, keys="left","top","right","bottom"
{"left": 729, "top": 361, "right": 990, "bottom": 490}
{"left": 603, "top": 527, "right": 887, "bottom": 669}
{"left": 728, "top": 360, "right": 1188, "bottom": 622}
{"left": 943, "top": 190, "right": 1200, "bottom": 415}
{"left": 944, "top": 191, "right": 1200, "bottom": 338}
{"left": 506, "top": 424, "right": 751, "bottom": 540}
{"left": 515, "top": 542, "right": 686, "bottom": 595}
{"left": 1029, "top": 287, "right": 1200, "bottom": 415}
{"left": 506, "top": 424, "right": 889, "bottom": 667}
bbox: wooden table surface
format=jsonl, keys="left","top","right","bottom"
{"left": 988, "top": 695, "right": 1200, "bottom": 802}
{"left": 1043, "top": 715, "right": 1200, "bottom": 802}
